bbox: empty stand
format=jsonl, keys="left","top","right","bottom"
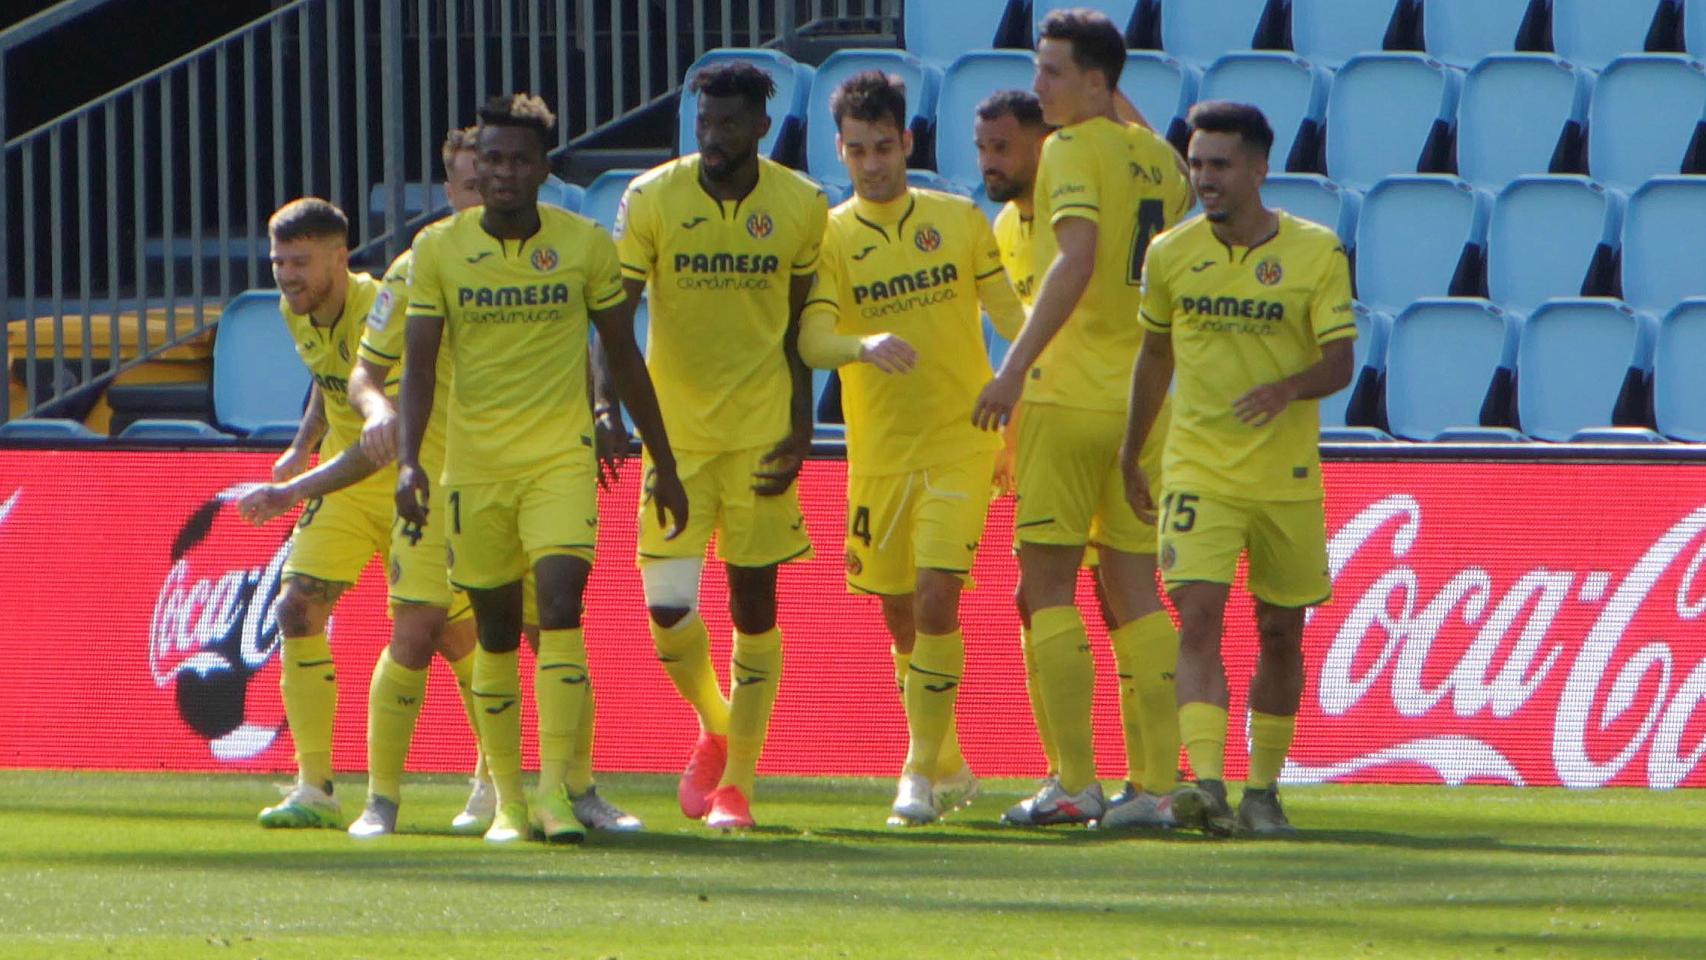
{"left": 1319, "top": 304, "right": 1387, "bottom": 429}
{"left": 1553, "top": 0, "right": 1683, "bottom": 72}
{"left": 904, "top": 0, "right": 1024, "bottom": 65}
{"left": 118, "top": 419, "right": 232, "bottom": 441}
{"left": 539, "top": 175, "right": 586, "bottom": 214}
{"left": 1326, "top": 54, "right": 1461, "bottom": 190}
{"left": 1516, "top": 299, "right": 1657, "bottom": 442}
{"left": 1622, "top": 177, "right": 1706, "bottom": 315}
{"left": 1120, "top": 52, "right": 1199, "bottom": 153}
{"left": 1264, "top": 174, "right": 1361, "bottom": 248}
{"left": 678, "top": 50, "right": 814, "bottom": 164}
{"left": 1421, "top": 0, "right": 1549, "bottom": 69}
{"left": 0, "top": 419, "right": 104, "bottom": 441}
{"left": 1457, "top": 55, "right": 1591, "bottom": 191}
{"left": 1486, "top": 175, "right": 1622, "bottom": 316}
{"left": 1035, "top": 0, "right": 1142, "bottom": 41}
{"left": 936, "top": 50, "right": 1035, "bottom": 187}
{"left": 1385, "top": 298, "right": 1519, "bottom": 440}
{"left": 211, "top": 290, "right": 311, "bottom": 436}
{"left": 1199, "top": 53, "right": 1330, "bottom": 173}
{"left": 1588, "top": 55, "right": 1706, "bottom": 193}
{"left": 581, "top": 169, "right": 642, "bottom": 232}
{"left": 1292, "top": 0, "right": 1417, "bottom": 70}
{"left": 806, "top": 50, "right": 940, "bottom": 190}
{"left": 1355, "top": 175, "right": 1489, "bottom": 315}
{"left": 1654, "top": 299, "right": 1706, "bottom": 441}
{"left": 1156, "top": 0, "right": 1287, "bottom": 65}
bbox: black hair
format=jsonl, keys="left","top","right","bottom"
{"left": 1186, "top": 100, "right": 1276, "bottom": 157}
{"left": 830, "top": 70, "right": 908, "bottom": 133}
{"left": 1038, "top": 7, "right": 1126, "bottom": 90}
{"left": 476, "top": 93, "right": 556, "bottom": 155}
{"left": 975, "top": 89, "right": 1047, "bottom": 128}
{"left": 689, "top": 61, "right": 777, "bottom": 111}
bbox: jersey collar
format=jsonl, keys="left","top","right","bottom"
{"left": 851, "top": 189, "right": 917, "bottom": 241}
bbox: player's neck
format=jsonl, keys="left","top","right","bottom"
{"left": 308, "top": 272, "right": 349, "bottom": 327}
{"left": 1209, "top": 204, "right": 1279, "bottom": 249}
{"left": 1062, "top": 92, "right": 1113, "bottom": 128}
{"left": 852, "top": 188, "right": 909, "bottom": 219}
{"left": 1014, "top": 193, "right": 1035, "bottom": 219}
{"left": 480, "top": 204, "right": 541, "bottom": 242}
{"left": 698, "top": 156, "right": 760, "bottom": 203}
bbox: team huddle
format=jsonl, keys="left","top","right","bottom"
{"left": 238, "top": 8, "right": 1355, "bottom": 844}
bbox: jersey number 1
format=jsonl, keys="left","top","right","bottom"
{"left": 1127, "top": 199, "right": 1166, "bottom": 286}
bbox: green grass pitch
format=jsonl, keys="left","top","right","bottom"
{"left": 1, "top": 771, "right": 1702, "bottom": 959}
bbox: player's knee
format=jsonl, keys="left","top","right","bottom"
{"left": 642, "top": 558, "right": 702, "bottom": 623}
{"left": 534, "top": 555, "right": 590, "bottom": 630}
{"left": 914, "top": 573, "right": 961, "bottom": 635}
{"left": 1255, "top": 604, "right": 1304, "bottom": 656}
{"left": 276, "top": 582, "right": 329, "bottom": 638}
{"left": 727, "top": 564, "right": 778, "bottom": 634}
{"left": 535, "top": 591, "right": 584, "bottom": 631}
{"left": 879, "top": 593, "right": 914, "bottom": 645}
{"left": 648, "top": 606, "right": 691, "bottom": 629}
{"left": 388, "top": 605, "right": 441, "bottom": 669}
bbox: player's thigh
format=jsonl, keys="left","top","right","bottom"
{"left": 388, "top": 479, "right": 457, "bottom": 610}
{"left": 516, "top": 455, "right": 599, "bottom": 568}
{"left": 1156, "top": 488, "right": 1249, "bottom": 594}
{"left": 637, "top": 446, "right": 718, "bottom": 563}
{"left": 913, "top": 452, "right": 997, "bottom": 585}
{"left": 1087, "top": 409, "right": 1159, "bottom": 557}
{"left": 1014, "top": 402, "right": 1103, "bottom": 548}
{"left": 713, "top": 445, "right": 812, "bottom": 568}
{"left": 284, "top": 487, "right": 391, "bottom": 585}
{"left": 846, "top": 470, "right": 917, "bottom": 596}
{"left": 444, "top": 479, "right": 528, "bottom": 591}
{"left": 1246, "top": 498, "right": 1332, "bottom": 609}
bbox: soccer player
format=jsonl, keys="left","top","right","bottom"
{"left": 609, "top": 63, "right": 828, "bottom": 830}
{"left": 970, "top": 8, "right": 1194, "bottom": 827}
{"left": 799, "top": 71, "right": 1024, "bottom": 825}
{"left": 396, "top": 93, "right": 687, "bottom": 844}
{"left": 1121, "top": 101, "right": 1356, "bottom": 837}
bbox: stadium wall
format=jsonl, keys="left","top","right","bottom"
{"left": 1, "top": 449, "right": 1703, "bottom": 790}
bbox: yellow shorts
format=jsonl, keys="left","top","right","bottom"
{"left": 283, "top": 483, "right": 391, "bottom": 585}
{"left": 387, "top": 475, "right": 472, "bottom": 622}
{"left": 845, "top": 451, "right": 998, "bottom": 596}
{"left": 636, "top": 445, "right": 812, "bottom": 568}
{"left": 1014, "top": 402, "right": 1161, "bottom": 555}
{"left": 445, "top": 455, "right": 598, "bottom": 591}
{"left": 1157, "top": 488, "right": 1332, "bottom": 608}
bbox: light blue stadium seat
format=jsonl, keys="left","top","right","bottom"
{"left": 1292, "top": 0, "right": 1416, "bottom": 70}
{"left": 1689, "top": 0, "right": 1706, "bottom": 60}
{"left": 904, "top": 0, "right": 1023, "bottom": 66}
{"left": 1622, "top": 176, "right": 1706, "bottom": 315}
{"left": 1421, "top": 0, "right": 1549, "bottom": 69}
{"left": 970, "top": 182, "right": 1005, "bottom": 222}
{"left": 1264, "top": 174, "right": 1361, "bottom": 248}
{"left": 1319, "top": 303, "right": 1388, "bottom": 429}
{"left": 1035, "top": 1, "right": 1143, "bottom": 43}
{"left": 937, "top": 51, "right": 1035, "bottom": 187}
{"left": 1157, "top": 0, "right": 1287, "bottom": 65}
{"left": 0, "top": 418, "right": 104, "bottom": 441}
{"left": 580, "top": 169, "right": 642, "bottom": 232}
{"left": 1355, "top": 175, "right": 1489, "bottom": 315}
{"left": 539, "top": 175, "right": 585, "bottom": 213}
{"left": 1516, "top": 298, "right": 1658, "bottom": 442}
{"left": 1568, "top": 426, "right": 1667, "bottom": 443}
{"left": 1553, "top": 0, "right": 1683, "bottom": 73}
{"left": 1327, "top": 54, "right": 1462, "bottom": 191}
{"left": 1200, "top": 53, "right": 1331, "bottom": 173}
{"left": 1487, "top": 176, "right": 1622, "bottom": 316}
{"left": 1432, "top": 426, "right": 1528, "bottom": 443}
{"left": 1121, "top": 52, "right": 1199, "bottom": 153}
{"left": 806, "top": 50, "right": 941, "bottom": 191}
{"left": 211, "top": 289, "right": 311, "bottom": 435}
{"left": 678, "top": 50, "right": 814, "bottom": 164}
{"left": 1654, "top": 298, "right": 1706, "bottom": 441}
{"left": 906, "top": 169, "right": 970, "bottom": 196}
{"left": 245, "top": 421, "right": 302, "bottom": 443}
{"left": 1320, "top": 427, "right": 1396, "bottom": 442}
{"left": 1385, "top": 298, "right": 1519, "bottom": 440}
{"left": 1588, "top": 55, "right": 1706, "bottom": 193}
{"left": 1457, "top": 55, "right": 1591, "bottom": 191}
{"left": 368, "top": 182, "right": 446, "bottom": 225}
{"left": 119, "top": 419, "right": 234, "bottom": 441}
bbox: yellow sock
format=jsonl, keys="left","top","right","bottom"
{"left": 1021, "top": 626, "right": 1060, "bottom": 775}
{"left": 890, "top": 646, "right": 910, "bottom": 696}
{"left": 534, "top": 627, "right": 588, "bottom": 798}
{"left": 652, "top": 613, "right": 730, "bottom": 736}
{"left": 280, "top": 634, "right": 337, "bottom": 791}
{"left": 472, "top": 647, "right": 524, "bottom": 807}
{"left": 567, "top": 688, "right": 596, "bottom": 796}
{"left": 1246, "top": 711, "right": 1296, "bottom": 790}
{"left": 445, "top": 650, "right": 488, "bottom": 783}
{"left": 936, "top": 715, "right": 968, "bottom": 780}
{"left": 720, "top": 628, "right": 782, "bottom": 796}
{"left": 1030, "top": 606, "right": 1096, "bottom": 794}
{"left": 1179, "top": 701, "right": 1229, "bottom": 783}
{"left": 365, "top": 648, "right": 426, "bottom": 803}
{"left": 902, "top": 631, "right": 963, "bottom": 778}
{"left": 1111, "top": 611, "right": 1182, "bottom": 795}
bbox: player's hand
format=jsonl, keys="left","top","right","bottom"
{"left": 359, "top": 408, "right": 399, "bottom": 465}
{"left": 395, "top": 461, "right": 430, "bottom": 527}
{"left": 858, "top": 333, "right": 917, "bottom": 374}
{"left": 992, "top": 415, "right": 1020, "bottom": 497}
{"left": 646, "top": 464, "right": 690, "bottom": 540}
{"left": 1234, "top": 380, "right": 1297, "bottom": 427}
{"left": 273, "top": 445, "right": 312, "bottom": 483}
{"left": 972, "top": 371, "right": 1023, "bottom": 431}
{"left": 753, "top": 433, "right": 807, "bottom": 497}
{"left": 1119, "top": 452, "right": 1157, "bottom": 526}
{"left": 594, "top": 412, "right": 629, "bottom": 491}
{"left": 236, "top": 484, "right": 297, "bottom": 527}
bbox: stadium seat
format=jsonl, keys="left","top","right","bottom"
{"left": 1420, "top": 0, "right": 1550, "bottom": 69}
{"left": 1690, "top": 0, "right": 1706, "bottom": 60}
{"left": 1552, "top": 0, "right": 1684, "bottom": 73}
{"left": 970, "top": 183, "right": 1004, "bottom": 223}
{"left": 210, "top": 289, "right": 311, "bottom": 436}
{"left": 906, "top": 169, "right": 969, "bottom": 196}
{"left": 1320, "top": 427, "right": 1395, "bottom": 442}
{"left": 539, "top": 175, "right": 585, "bottom": 213}
{"left": 1516, "top": 298, "right": 1658, "bottom": 442}
{"left": 1486, "top": 176, "right": 1622, "bottom": 316}
{"left": 580, "top": 169, "right": 642, "bottom": 232}
{"left": 1622, "top": 176, "right": 1706, "bottom": 315}
{"left": 1654, "top": 299, "right": 1706, "bottom": 441}
{"left": 1036, "top": 0, "right": 1143, "bottom": 42}
{"left": 118, "top": 419, "right": 233, "bottom": 441}
{"left": 1355, "top": 175, "right": 1489, "bottom": 315}
{"left": 806, "top": 50, "right": 941, "bottom": 192}
{"left": 1326, "top": 54, "right": 1462, "bottom": 191}
{"left": 1319, "top": 303, "right": 1388, "bottom": 429}
{"left": 1155, "top": 0, "right": 1288, "bottom": 65}
{"left": 244, "top": 421, "right": 302, "bottom": 443}
{"left": 1199, "top": 53, "right": 1330, "bottom": 173}
{"left": 1568, "top": 426, "right": 1667, "bottom": 443}
{"left": 0, "top": 418, "right": 104, "bottom": 441}
{"left": 1264, "top": 174, "right": 1361, "bottom": 248}
{"left": 368, "top": 182, "right": 445, "bottom": 225}
{"left": 678, "top": 50, "right": 814, "bottom": 165}
{"left": 1457, "top": 55, "right": 1591, "bottom": 191}
{"left": 936, "top": 51, "right": 1034, "bottom": 187}
{"left": 1384, "top": 298, "right": 1519, "bottom": 440}
{"left": 903, "top": 0, "right": 1026, "bottom": 66}
{"left": 1587, "top": 55, "right": 1706, "bottom": 194}
{"left": 1292, "top": 0, "right": 1418, "bottom": 70}
{"left": 1431, "top": 426, "right": 1527, "bottom": 443}
{"left": 1120, "top": 52, "right": 1199, "bottom": 155}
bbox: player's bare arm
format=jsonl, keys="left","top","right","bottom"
{"left": 1233, "top": 338, "right": 1356, "bottom": 427}
{"left": 587, "top": 333, "right": 629, "bottom": 490}
{"left": 752, "top": 273, "right": 816, "bottom": 496}
{"left": 238, "top": 443, "right": 384, "bottom": 526}
{"left": 275, "top": 384, "right": 327, "bottom": 482}
{"left": 1119, "top": 329, "right": 1175, "bottom": 523}
{"left": 971, "top": 216, "right": 1097, "bottom": 430}
{"left": 348, "top": 356, "right": 399, "bottom": 465}
{"left": 394, "top": 313, "right": 442, "bottom": 527}
{"left": 590, "top": 299, "right": 688, "bottom": 538}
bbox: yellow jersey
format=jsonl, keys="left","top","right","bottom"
{"left": 356, "top": 248, "right": 454, "bottom": 479}
{"left": 406, "top": 205, "right": 626, "bottom": 484}
{"left": 1029, "top": 116, "right": 1193, "bottom": 411}
{"left": 804, "top": 188, "right": 1016, "bottom": 476}
{"left": 1139, "top": 211, "right": 1357, "bottom": 501}
{"left": 992, "top": 201, "right": 1037, "bottom": 310}
{"left": 615, "top": 154, "right": 828, "bottom": 452}
{"left": 281, "top": 271, "right": 399, "bottom": 499}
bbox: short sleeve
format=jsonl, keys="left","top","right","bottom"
{"left": 1041, "top": 134, "right": 1099, "bottom": 227}
{"left": 793, "top": 189, "right": 829, "bottom": 276}
{"left": 614, "top": 183, "right": 656, "bottom": 282}
{"left": 1138, "top": 242, "right": 1173, "bottom": 334}
{"left": 1310, "top": 244, "right": 1357, "bottom": 344}
{"left": 358, "top": 251, "right": 410, "bottom": 365}
{"left": 584, "top": 229, "right": 629, "bottom": 312}
{"left": 405, "top": 230, "right": 445, "bottom": 319}
{"left": 971, "top": 205, "right": 1005, "bottom": 284}
{"left": 1163, "top": 149, "right": 1194, "bottom": 226}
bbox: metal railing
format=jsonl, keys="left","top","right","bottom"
{"left": 1, "top": 0, "right": 899, "bottom": 425}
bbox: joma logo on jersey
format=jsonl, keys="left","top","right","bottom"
{"left": 1254, "top": 258, "right": 1283, "bottom": 286}
{"left": 913, "top": 225, "right": 942, "bottom": 253}
{"left": 673, "top": 252, "right": 781, "bottom": 274}
{"left": 746, "top": 211, "right": 774, "bottom": 239}
{"left": 1178, "top": 296, "right": 1286, "bottom": 321}
{"left": 456, "top": 284, "right": 573, "bottom": 307}
{"left": 531, "top": 247, "right": 560, "bottom": 272}
{"left": 852, "top": 263, "right": 958, "bottom": 304}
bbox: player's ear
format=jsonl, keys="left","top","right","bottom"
{"left": 900, "top": 127, "right": 914, "bottom": 160}
{"left": 755, "top": 109, "right": 772, "bottom": 142}
{"left": 836, "top": 131, "right": 846, "bottom": 162}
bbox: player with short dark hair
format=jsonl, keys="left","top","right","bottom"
{"left": 1122, "top": 100, "right": 1356, "bottom": 837}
